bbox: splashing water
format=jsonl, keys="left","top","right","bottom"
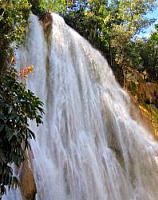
{"left": 4, "top": 14, "right": 158, "bottom": 200}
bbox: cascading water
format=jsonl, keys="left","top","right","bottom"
{"left": 4, "top": 14, "right": 158, "bottom": 200}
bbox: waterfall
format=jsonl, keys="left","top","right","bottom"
{"left": 4, "top": 14, "right": 158, "bottom": 200}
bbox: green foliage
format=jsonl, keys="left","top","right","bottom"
{"left": 28, "top": 0, "right": 44, "bottom": 16}
{"left": 0, "top": 0, "right": 30, "bottom": 43}
{"left": 28, "top": 0, "right": 66, "bottom": 16}
{"left": 136, "top": 24, "right": 158, "bottom": 81}
{"left": 39, "top": 0, "right": 66, "bottom": 13}
{"left": 0, "top": 0, "right": 31, "bottom": 71}
{"left": 64, "top": 0, "right": 158, "bottom": 133}
{"left": 0, "top": 0, "right": 46, "bottom": 197}
{"left": 0, "top": 68, "right": 44, "bottom": 196}
{"left": 0, "top": 0, "right": 157, "bottom": 196}
{"left": 0, "top": 0, "right": 66, "bottom": 70}
{"left": 64, "top": 0, "right": 157, "bottom": 84}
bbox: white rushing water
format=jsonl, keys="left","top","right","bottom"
{"left": 4, "top": 14, "right": 158, "bottom": 200}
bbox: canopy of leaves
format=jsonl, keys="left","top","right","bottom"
{"left": 0, "top": 0, "right": 31, "bottom": 71}
{"left": 28, "top": 0, "right": 67, "bottom": 16}
{"left": 64, "top": 0, "right": 158, "bottom": 135}
{"left": 0, "top": 0, "right": 158, "bottom": 196}
{"left": 137, "top": 24, "right": 158, "bottom": 81}
{"left": 0, "top": 0, "right": 45, "bottom": 197}
{"left": 0, "top": 68, "right": 44, "bottom": 196}
{"left": 0, "top": 0, "right": 66, "bottom": 71}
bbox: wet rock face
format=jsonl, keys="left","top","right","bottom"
{"left": 20, "top": 160, "right": 36, "bottom": 200}
{"left": 40, "top": 13, "right": 53, "bottom": 33}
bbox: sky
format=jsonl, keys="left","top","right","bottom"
{"left": 139, "top": 2, "right": 158, "bottom": 38}
{"left": 71, "top": 0, "right": 158, "bottom": 38}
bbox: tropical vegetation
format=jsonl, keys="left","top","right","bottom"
{"left": 0, "top": 0, "right": 158, "bottom": 197}
{"left": 64, "top": 0, "right": 158, "bottom": 135}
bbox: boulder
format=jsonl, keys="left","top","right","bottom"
{"left": 40, "top": 12, "right": 53, "bottom": 34}
{"left": 20, "top": 159, "right": 36, "bottom": 200}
